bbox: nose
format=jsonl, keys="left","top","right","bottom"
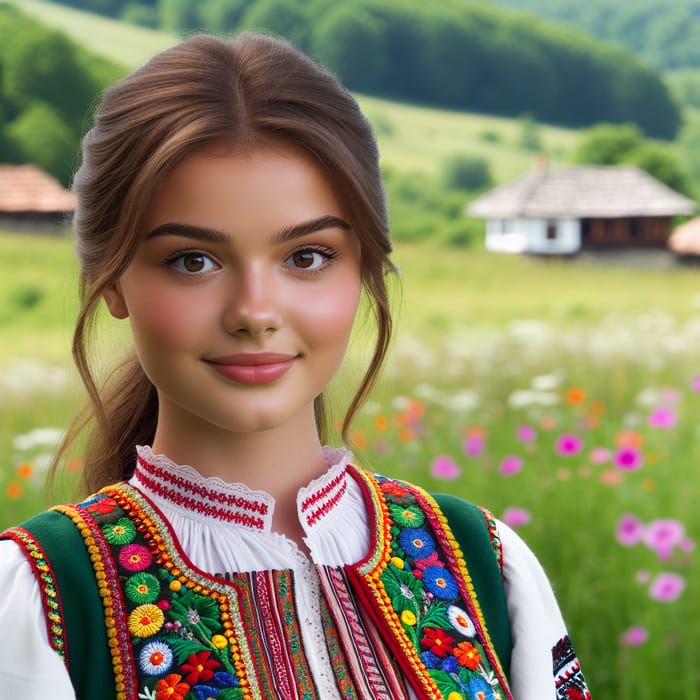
{"left": 223, "top": 263, "right": 282, "bottom": 338}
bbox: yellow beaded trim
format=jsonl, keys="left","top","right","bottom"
{"left": 348, "top": 468, "right": 443, "bottom": 699}
{"left": 104, "top": 484, "right": 261, "bottom": 700}
{"left": 52, "top": 504, "right": 132, "bottom": 700}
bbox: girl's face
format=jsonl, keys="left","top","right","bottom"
{"left": 104, "top": 143, "right": 362, "bottom": 440}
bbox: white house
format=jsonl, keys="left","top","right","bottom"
{"left": 468, "top": 165, "right": 696, "bottom": 255}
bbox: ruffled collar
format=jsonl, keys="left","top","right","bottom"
{"left": 131, "top": 445, "right": 354, "bottom": 535}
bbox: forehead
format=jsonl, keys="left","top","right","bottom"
{"left": 143, "top": 143, "right": 345, "bottom": 236}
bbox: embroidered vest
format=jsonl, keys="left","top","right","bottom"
{"left": 2, "top": 467, "right": 513, "bottom": 700}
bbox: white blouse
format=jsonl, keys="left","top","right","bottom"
{"left": 0, "top": 446, "right": 573, "bottom": 700}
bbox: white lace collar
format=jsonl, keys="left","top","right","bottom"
{"left": 131, "top": 445, "right": 354, "bottom": 535}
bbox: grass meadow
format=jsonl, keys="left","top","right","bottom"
{"left": 2, "top": 231, "right": 700, "bottom": 698}
{"left": 2, "top": 3, "right": 700, "bottom": 697}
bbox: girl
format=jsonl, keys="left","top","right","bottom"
{"left": 0, "top": 33, "right": 589, "bottom": 700}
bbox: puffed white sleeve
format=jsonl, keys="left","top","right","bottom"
{"left": 0, "top": 539, "right": 76, "bottom": 700}
{"left": 497, "top": 520, "right": 590, "bottom": 700}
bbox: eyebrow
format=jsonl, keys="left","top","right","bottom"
{"left": 145, "top": 215, "right": 350, "bottom": 245}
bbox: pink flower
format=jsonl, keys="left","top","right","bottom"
{"left": 555, "top": 433, "right": 583, "bottom": 456}
{"left": 617, "top": 514, "right": 645, "bottom": 547}
{"left": 648, "top": 406, "right": 676, "bottom": 429}
{"left": 649, "top": 572, "right": 685, "bottom": 602}
{"left": 463, "top": 435, "right": 484, "bottom": 457}
{"left": 119, "top": 544, "right": 153, "bottom": 572}
{"left": 691, "top": 375, "right": 700, "bottom": 393}
{"left": 613, "top": 446, "right": 643, "bottom": 471}
{"left": 499, "top": 456, "right": 523, "bottom": 476}
{"left": 516, "top": 425, "right": 536, "bottom": 442}
{"left": 502, "top": 507, "right": 531, "bottom": 528}
{"left": 619, "top": 626, "right": 648, "bottom": 646}
{"left": 643, "top": 519, "right": 685, "bottom": 560}
{"left": 430, "top": 455, "right": 461, "bottom": 480}
{"left": 373, "top": 439, "right": 391, "bottom": 454}
{"left": 635, "top": 569, "right": 651, "bottom": 584}
{"left": 589, "top": 447, "right": 611, "bottom": 465}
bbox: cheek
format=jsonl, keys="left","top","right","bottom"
{"left": 304, "top": 279, "right": 361, "bottom": 349}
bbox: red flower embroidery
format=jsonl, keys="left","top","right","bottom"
{"left": 118, "top": 544, "right": 153, "bottom": 572}
{"left": 421, "top": 627, "right": 454, "bottom": 657}
{"left": 155, "top": 673, "right": 190, "bottom": 700}
{"left": 454, "top": 641, "right": 482, "bottom": 670}
{"left": 381, "top": 482, "right": 409, "bottom": 497}
{"left": 87, "top": 497, "right": 118, "bottom": 514}
{"left": 180, "top": 650, "right": 220, "bottom": 684}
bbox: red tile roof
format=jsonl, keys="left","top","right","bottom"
{"left": 0, "top": 164, "right": 76, "bottom": 213}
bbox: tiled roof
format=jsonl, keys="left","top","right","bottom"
{"left": 669, "top": 216, "right": 700, "bottom": 255}
{"left": 0, "top": 164, "right": 76, "bottom": 213}
{"left": 468, "top": 165, "right": 696, "bottom": 219}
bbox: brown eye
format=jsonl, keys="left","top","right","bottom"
{"left": 183, "top": 254, "right": 206, "bottom": 272}
{"left": 291, "top": 251, "right": 316, "bottom": 269}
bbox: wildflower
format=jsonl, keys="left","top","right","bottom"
{"left": 555, "top": 434, "right": 583, "bottom": 456}
{"left": 374, "top": 415, "right": 388, "bottom": 431}
{"left": 12, "top": 427, "right": 64, "bottom": 451}
{"left": 499, "top": 456, "right": 523, "bottom": 476}
{"left": 589, "top": 400, "right": 606, "bottom": 417}
{"left": 588, "top": 447, "right": 611, "bottom": 465}
{"left": 616, "top": 514, "right": 644, "bottom": 547}
{"left": 430, "top": 455, "right": 461, "bottom": 480}
{"left": 635, "top": 569, "right": 651, "bottom": 584}
{"left": 615, "top": 430, "right": 643, "bottom": 447}
{"left": 614, "top": 446, "right": 643, "bottom": 471}
{"left": 398, "top": 427, "right": 415, "bottom": 443}
{"left": 155, "top": 674, "right": 189, "bottom": 700}
{"left": 502, "top": 507, "right": 531, "bottom": 528}
{"left": 540, "top": 416, "right": 557, "bottom": 430}
{"left": 619, "top": 626, "right": 648, "bottom": 647}
{"left": 600, "top": 469, "right": 624, "bottom": 486}
{"left": 565, "top": 387, "right": 586, "bottom": 405}
{"left": 6, "top": 482, "right": 22, "bottom": 499}
{"left": 66, "top": 457, "right": 84, "bottom": 474}
{"left": 16, "top": 462, "right": 33, "bottom": 479}
{"left": 463, "top": 433, "right": 484, "bottom": 457}
{"left": 649, "top": 572, "right": 685, "bottom": 602}
{"left": 421, "top": 627, "right": 454, "bottom": 657}
{"left": 691, "top": 375, "right": 700, "bottom": 393}
{"left": 517, "top": 424, "right": 536, "bottom": 442}
{"left": 351, "top": 431, "right": 366, "bottom": 448}
{"left": 648, "top": 407, "right": 676, "bottom": 429}
{"left": 454, "top": 641, "right": 481, "bottom": 670}
{"left": 643, "top": 519, "right": 685, "bottom": 560}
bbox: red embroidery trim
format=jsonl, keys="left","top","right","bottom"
{"left": 137, "top": 454, "right": 269, "bottom": 515}
{"left": 300, "top": 469, "right": 347, "bottom": 512}
{"left": 305, "top": 479, "right": 348, "bottom": 526}
{"left": 136, "top": 468, "right": 267, "bottom": 529}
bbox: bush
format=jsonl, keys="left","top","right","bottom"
{"left": 442, "top": 155, "right": 493, "bottom": 192}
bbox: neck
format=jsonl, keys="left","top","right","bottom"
{"left": 150, "top": 405, "right": 330, "bottom": 538}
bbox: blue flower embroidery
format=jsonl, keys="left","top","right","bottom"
{"left": 468, "top": 677, "right": 496, "bottom": 699}
{"left": 399, "top": 528, "right": 436, "bottom": 559}
{"left": 422, "top": 565, "right": 459, "bottom": 600}
{"left": 420, "top": 650, "right": 441, "bottom": 669}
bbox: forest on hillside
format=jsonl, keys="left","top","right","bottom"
{"left": 0, "top": 5, "right": 122, "bottom": 185}
{"left": 36, "top": 0, "right": 681, "bottom": 139}
{"left": 483, "top": 0, "right": 700, "bottom": 71}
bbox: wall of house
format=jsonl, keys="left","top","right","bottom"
{"left": 485, "top": 218, "right": 581, "bottom": 255}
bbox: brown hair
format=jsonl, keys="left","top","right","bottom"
{"left": 57, "top": 33, "right": 394, "bottom": 493}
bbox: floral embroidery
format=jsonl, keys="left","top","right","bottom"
{"left": 139, "top": 640, "right": 174, "bottom": 677}
{"left": 129, "top": 604, "right": 166, "bottom": 637}
{"left": 155, "top": 673, "right": 190, "bottom": 700}
{"left": 103, "top": 517, "right": 137, "bottom": 545}
{"left": 373, "top": 474, "right": 514, "bottom": 700}
{"left": 180, "top": 650, "right": 220, "bottom": 684}
{"left": 553, "top": 635, "right": 591, "bottom": 700}
{"left": 119, "top": 544, "right": 153, "bottom": 572}
{"left": 126, "top": 573, "right": 161, "bottom": 604}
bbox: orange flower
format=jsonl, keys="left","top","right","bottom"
{"left": 454, "top": 641, "right": 481, "bottom": 670}
{"left": 642, "top": 478, "right": 656, "bottom": 492}
{"left": 466, "top": 426, "right": 486, "bottom": 438}
{"left": 16, "top": 462, "right": 33, "bottom": 479}
{"left": 374, "top": 415, "right": 389, "bottom": 431}
{"left": 156, "top": 674, "right": 190, "bottom": 700}
{"left": 406, "top": 399, "right": 425, "bottom": 421}
{"left": 615, "top": 431, "right": 643, "bottom": 448}
{"left": 600, "top": 469, "right": 624, "bottom": 486}
{"left": 398, "top": 427, "right": 414, "bottom": 443}
{"left": 565, "top": 387, "right": 586, "bottom": 405}
{"left": 6, "top": 482, "right": 22, "bottom": 499}
{"left": 351, "top": 431, "right": 366, "bottom": 449}
{"left": 590, "top": 400, "right": 606, "bottom": 417}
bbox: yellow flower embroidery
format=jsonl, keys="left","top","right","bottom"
{"left": 128, "top": 604, "right": 165, "bottom": 638}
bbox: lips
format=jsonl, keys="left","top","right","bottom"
{"left": 204, "top": 353, "right": 297, "bottom": 385}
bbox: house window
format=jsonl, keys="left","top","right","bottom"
{"left": 546, "top": 220, "right": 558, "bottom": 240}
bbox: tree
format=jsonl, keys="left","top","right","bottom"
{"left": 7, "top": 103, "right": 78, "bottom": 185}
{"left": 239, "top": 0, "right": 311, "bottom": 49}
{"left": 571, "top": 123, "right": 644, "bottom": 165}
{"left": 622, "top": 143, "right": 694, "bottom": 197}
{"left": 442, "top": 155, "right": 493, "bottom": 192}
